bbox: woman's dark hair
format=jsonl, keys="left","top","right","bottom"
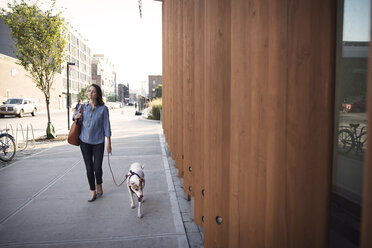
{"left": 89, "top": 84, "right": 104, "bottom": 106}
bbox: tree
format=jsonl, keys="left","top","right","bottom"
{"left": 106, "top": 94, "right": 119, "bottom": 102}
{"left": 155, "top": 84, "right": 162, "bottom": 98}
{"left": 78, "top": 85, "right": 89, "bottom": 102}
{"left": 1, "top": 0, "right": 67, "bottom": 139}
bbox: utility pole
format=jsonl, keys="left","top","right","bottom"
{"left": 67, "top": 62, "right": 75, "bottom": 130}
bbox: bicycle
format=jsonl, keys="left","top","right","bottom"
{"left": 0, "top": 129, "right": 16, "bottom": 162}
{"left": 337, "top": 123, "right": 367, "bottom": 154}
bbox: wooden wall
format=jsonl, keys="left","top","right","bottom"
{"left": 229, "top": 0, "right": 336, "bottom": 247}
{"left": 162, "top": 0, "right": 339, "bottom": 247}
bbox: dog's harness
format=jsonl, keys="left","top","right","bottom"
{"left": 128, "top": 170, "right": 145, "bottom": 194}
{"left": 129, "top": 170, "right": 142, "bottom": 179}
{"left": 107, "top": 154, "right": 145, "bottom": 192}
{"left": 127, "top": 170, "right": 145, "bottom": 202}
{"left": 129, "top": 185, "right": 135, "bottom": 194}
{"left": 128, "top": 170, "right": 140, "bottom": 194}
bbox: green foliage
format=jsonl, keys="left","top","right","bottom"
{"left": 78, "top": 85, "right": 89, "bottom": 101}
{"left": 1, "top": 0, "right": 67, "bottom": 138}
{"left": 148, "top": 98, "right": 162, "bottom": 120}
{"left": 106, "top": 94, "right": 119, "bottom": 102}
{"left": 155, "top": 84, "right": 162, "bottom": 98}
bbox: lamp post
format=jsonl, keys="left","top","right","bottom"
{"left": 67, "top": 62, "right": 75, "bottom": 130}
{"left": 114, "top": 72, "right": 117, "bottom": 102}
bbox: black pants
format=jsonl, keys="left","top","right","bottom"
{"left": 80, "top": 141, "right": 104, "bottom": 191}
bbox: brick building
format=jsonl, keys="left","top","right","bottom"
{"left": 148, "top": 75, "right": 162, "bottom": 99}
{"left": 118, "top": 83, "right": 129, "bottom": 103}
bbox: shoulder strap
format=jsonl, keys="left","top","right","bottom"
{"left": 76, "top": 104, "right": 84, "bottom": 124}
{"left": 81, "top": 104, "right": 84, "bottom": 121}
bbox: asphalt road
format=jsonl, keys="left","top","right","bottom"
{"left": 339, "top": 112, "right": 367, "bottom": 127}
{"left": 0, "top": 109, "right": 70, "bottom": 139}
{"left": 0, "top": 106, "right": 136, "bottom": 140}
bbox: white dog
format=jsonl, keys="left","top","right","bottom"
{"left": 127, "top": 162, "right": 145, "bottom": 218}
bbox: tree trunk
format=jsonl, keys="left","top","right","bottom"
{"left": 45, "top": 95, "right": 56, "bottom": 139}
{"left": 46, "top": 97, "right": 51, "bottom": 123}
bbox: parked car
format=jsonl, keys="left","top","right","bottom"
{"left": 0, "top": 98, "right": 38, "bottom": 118}
{"left": 106, "top": 102, "right": 122, "bottom": 110}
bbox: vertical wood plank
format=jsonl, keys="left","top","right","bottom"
{"left": 230, "top": 0, "right": 289, "bottom": 246}
{"left": 162, "top": 0, "right": 167, "bottom": 141}
{"left": 204, "top": 0, "right": 231, "bottom": 247}
{"left": 193, "top": 0, "right": 205, "bottom": 226}
{"left": 182, "top": 0, "right": 195, "bottom": 196}
{"left": 286, "top": 0, "right": 335, "bottom": 246}
{"left": 167, "top": 0, "right": 175, "bottom": 159}
{"left": 171, "top": 0, "right": 177, "bottom": 162}
{"left": 175, "top": 0, "right": 184, "bottom": 176}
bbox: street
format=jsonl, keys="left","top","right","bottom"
{"left": 0, "top": 106, "right": 136, "bottom": 140}
{"left": 339, "top": 112, "right": 367, "bottom": 127}
{"left": 0, "top": 109, "right": 69, "bottom": 139}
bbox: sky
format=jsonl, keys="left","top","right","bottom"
{"left": 0, "top": 0, "right": 162, "bottom": 91}
{"left": 343, "top": 0, "right": 371, "bottom": 41}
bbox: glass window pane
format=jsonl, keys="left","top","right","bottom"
{"left": 331, "top": 0, "right": 370, "bottom": 247}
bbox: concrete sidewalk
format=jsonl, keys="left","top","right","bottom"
{"left": 0, "top": 109, "right": 198, "bottom": 247}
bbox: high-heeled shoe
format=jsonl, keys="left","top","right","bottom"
{"left": 88, "top": 192, "right": 97, "bottom": 202}
{"left": 97, "top": 185, "right": 103, "bottom": 197}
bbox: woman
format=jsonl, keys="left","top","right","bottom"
{"left": 73, "top": 84, "right": 112, "bottom": 202}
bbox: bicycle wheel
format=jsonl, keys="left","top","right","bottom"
{"left": 0, "top": 133, "right": 16, "bottom": 162}
{"left": 337, "top": 129, "right": 354, "bottom": 154}
{"left": 357, "top": 131, "right": 367, "bottom": 152}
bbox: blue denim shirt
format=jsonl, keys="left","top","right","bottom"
{"left": 73, "top": 102, "right": 111, "bottom": 145}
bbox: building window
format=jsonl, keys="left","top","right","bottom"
{"left": 331, "top": 0, "right": 370, "bottom": 247}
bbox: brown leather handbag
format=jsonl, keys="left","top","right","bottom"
{"left": 68, "top": 106, "right": 84, "bottom": 146}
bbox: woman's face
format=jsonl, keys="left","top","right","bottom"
{"left": 88, "top": 86, "right": 98, "bottom": 100}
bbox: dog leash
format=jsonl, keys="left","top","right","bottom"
{"left": 107, "top": 153, "right": 128, "bottom": 187}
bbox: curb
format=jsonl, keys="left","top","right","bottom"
{"left": 158, "top": 130, "right": 189, "bottom": 248}
{"left": 140, "top": 116, "right": 161, "bottom": 123}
